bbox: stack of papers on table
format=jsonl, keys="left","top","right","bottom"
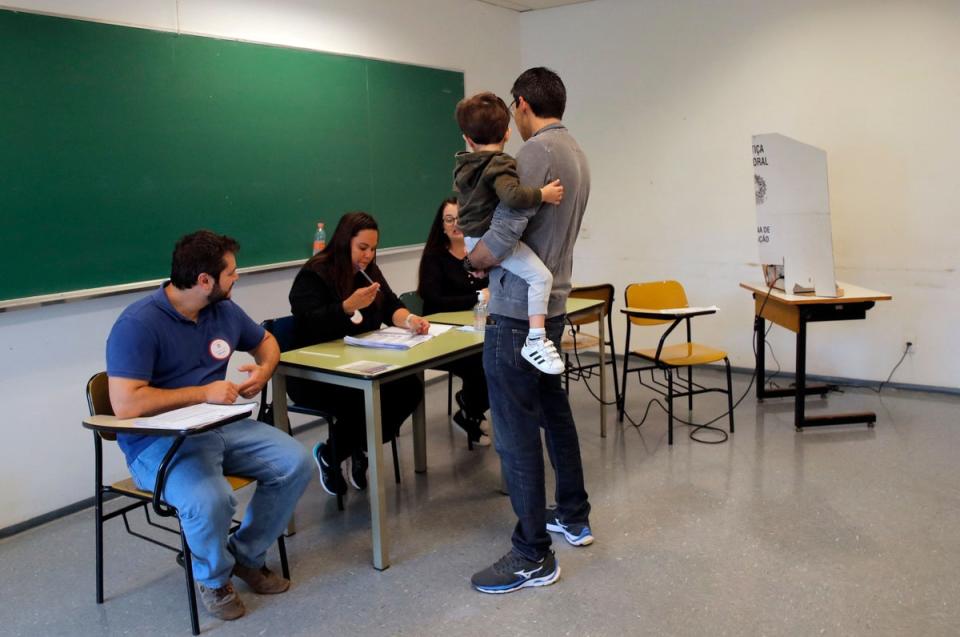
{"left": 344, "top": 326, "right": 442, "bottom": 350}
{"left": 133, "top": 402, "right": 256, "bottom": 430}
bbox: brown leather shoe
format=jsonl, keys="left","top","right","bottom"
{"left": 198, "top": 581, "right": 245, "bottom": 620}
{"left": 232, "top": 562, "right": 290, "bottom": 594}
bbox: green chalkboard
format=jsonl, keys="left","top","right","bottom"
{"left": 0, "top": 9, "right": 463, "bottom": 303}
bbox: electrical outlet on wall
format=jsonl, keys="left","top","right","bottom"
{"left": 904, "top": 334, "right": 916, "bottom": 353}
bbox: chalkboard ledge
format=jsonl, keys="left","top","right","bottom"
{"left": 0, "top": 243, "right": 424, "bottom": 312}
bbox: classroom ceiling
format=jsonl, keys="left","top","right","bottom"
{"left": 474, "top": 0, "right": 595, "bottom": 12}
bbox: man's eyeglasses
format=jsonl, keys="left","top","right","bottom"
{"left": 508, "top": 98, "right": 518, "bottom": 117}
{"left": 442, "top": 216, "right": 458, "bottom": 225}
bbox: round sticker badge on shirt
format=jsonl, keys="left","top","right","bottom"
{"left": 209, "top": 338, "right": 232, "bottom": 360}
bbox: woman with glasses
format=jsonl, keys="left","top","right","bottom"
{"left": 417, "top": 197, "right": 492, "bottom": 448}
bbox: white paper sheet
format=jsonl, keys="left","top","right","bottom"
{"left": 133, "top": 402, "right": 256, "bottom": 430}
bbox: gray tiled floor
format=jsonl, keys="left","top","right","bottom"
{"left": 2, "top": 371, "right": 959, "bottom": 636}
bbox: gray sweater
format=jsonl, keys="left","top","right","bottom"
{"left": 482, "top": 122, "right": 591, "bottom": 320}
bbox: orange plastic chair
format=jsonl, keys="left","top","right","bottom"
{"left": 618, "top": 281, "right": 734, "bottom": 444}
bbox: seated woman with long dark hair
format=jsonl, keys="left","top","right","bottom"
{"left": 417, "top": 196, "right": 491, "bottom": 448}
{"left": 288, "top": 211, "right": 429, "bottom": 496}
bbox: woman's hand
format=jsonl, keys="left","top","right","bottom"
{"left": 480, "top": 288, "right": 490, "bottom": 303}
{"left": 404, "top": 313, "right": 430, "bottom": 335}
{"left": 342, "top": 282, "right": 380, "bottom": 314}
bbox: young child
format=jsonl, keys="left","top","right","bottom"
{"left": 453, "top": 91, "right": 565, "bottom": 374}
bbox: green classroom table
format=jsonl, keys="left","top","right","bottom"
{"left": 272, "top": 327, "right": 483, "bottom": 570}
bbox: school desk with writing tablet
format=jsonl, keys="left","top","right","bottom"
{"left": 0, "top": 9, "right": 463, "bottom": 307}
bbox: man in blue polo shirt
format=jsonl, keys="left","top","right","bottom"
{"left": 106, "top": 230, "right": 312, "bottom": 622}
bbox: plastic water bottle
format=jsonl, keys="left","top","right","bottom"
{"left": 472, "top": 291, "right": 487, "bottom": 331}
{"left": 312, "top": 222, "right": 326, "bottom": 255}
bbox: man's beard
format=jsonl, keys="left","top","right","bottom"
{"left": 208, "top": 281, "right": 231, "bottom": 304}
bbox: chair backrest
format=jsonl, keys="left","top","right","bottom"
{"left": 568, "top": 283, "right": 614, "bottom": 327}
{"left": 263, "top": 315, "right": 298, "bottom": 353}
{"left": 624, "top": 280, "right": 688, "bottom": 326}
{"left": 398, "top": 290, "right": 424, "bottom": 315}
{"left": 86, "top": 371, "right": 117, "bottom": 441}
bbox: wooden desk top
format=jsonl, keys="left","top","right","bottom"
{"left": 740, "top": 281, "right": 892, "bottom": 305}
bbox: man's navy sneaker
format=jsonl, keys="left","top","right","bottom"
{"left": 546, "top": 508, "right": 594, "bottom": 546}
{"left": 471, "top": 550, "right": 560, "bottom": 594}
{"left": 312, "top": 442, "right": 346, "bottom": 496}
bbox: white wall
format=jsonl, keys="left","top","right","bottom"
{"left": 0, "top": 0, "right": 520, "bottom": 529}
{"left": 521, "top": 0, "right": 960, "bottom": 386}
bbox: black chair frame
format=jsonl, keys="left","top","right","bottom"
{"left": 562, "top": 284, "right": 621, "bottom": 407}
{"left": 618, "top": 314, "right": 734, "bottom": 445}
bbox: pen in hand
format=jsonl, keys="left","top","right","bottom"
{"left": 348, "top": 268, "right": 379, "bottom": 325}
{"left": 358, "top": 268, "right": 380, "bottom": 294}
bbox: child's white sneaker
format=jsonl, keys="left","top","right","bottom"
{"left": 521, "top": 337, "right": 565, "bottom": 374}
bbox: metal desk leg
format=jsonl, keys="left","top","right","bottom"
{"left": 756, "top": 308, "right": 831, "bottom": 401}
{"left": 364, "top": 381, "right": 389, "bottom": 570}
{"left": 413, "top": 371, "right": 427, "bottom": 474}
{"left": 794, "top": 318, "right": 807, "bottom": 431}
{"left": 597, "top": 305, "right": 607, "bottom": 438}
{"left": 793, "top": 310, "right": 876, "bottom": 430}
{"left": 755, "top": 314, "right": 766, "bottom": 401}
{"left": 272, "top": 372, "right": 297, "bottom": 536}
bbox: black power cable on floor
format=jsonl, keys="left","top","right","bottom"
{"left": 565, "top": 279, "right": 780, "bottom": 445}
{"left": 758, "top": 318, "right": 910, "bottom": 397}
{"left": 868, "top": 342, "right": 912, "bottom": 393}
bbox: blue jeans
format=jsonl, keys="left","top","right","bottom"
{"left": 465, "top": 235, "right": 553, "bottom": 316}
{"left": 483, "top": 314, "right": 591, "bottom": 560}
{"left": 128, "top": 418, "right": 313, "bottom": 588}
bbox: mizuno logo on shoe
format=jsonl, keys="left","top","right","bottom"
{"left": 513, "top": 568, "right": 542, "bottom": 580}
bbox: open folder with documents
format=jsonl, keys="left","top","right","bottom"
{"left": 343, "top": 324, "right": 452, "bottom": 350}
{"left": 133, "top": 402, "right": 256, "bottom": 430}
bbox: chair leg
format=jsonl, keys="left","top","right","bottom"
{"left": 329, "top": 432, "right": 344, "bottom": 512}
{"left": 618, "top": 357, "right": 629, "bottom": 423}
{"left": 608, "top": 340, "right": 621, "bottom": 408}
{"left": 447, "top": 373, "right": 453, "bottom": 415}
{"left": 277, "top": 534, "right": 290, "bottom": 580}
{"left": 667, "top": 369, "right": 674, "bottom": 446}
{"left": 180, "top": 527, "right": 201, "bottom": 636}
{"left": 607, "top": 313, "right": 621, "bottom": 407}
{"left": 619, "top": 324, "right": 632, "bottom": 423}
{"left": 391, "top": 438, "right": 401, "bottom": 484}
{"left": 687, "top": 366, "right": 694, "bottom": 411}
{"left": 94, "top": 435, "right": 105, "bottom": 604}
{"left": 725, "top": 358, "right": 735, "bottom": 434}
